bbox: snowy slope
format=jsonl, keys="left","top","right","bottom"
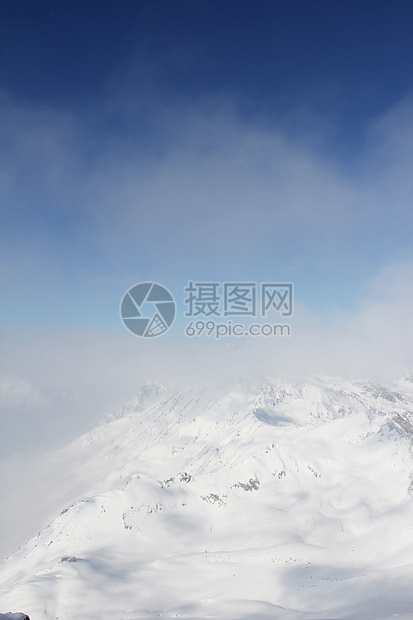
{"left": 1, "top": 375, "right": 413, "bottom": 619}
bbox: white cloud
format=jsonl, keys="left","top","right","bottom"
{"left": 0, "top": 375, "right": 48, "bottom": 410}
{"left": 2, "top": 91, "right": 411, "bottom": 280}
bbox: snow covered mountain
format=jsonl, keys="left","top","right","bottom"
{"left": 1, "top": 375, "right": 413, "bottom": 619}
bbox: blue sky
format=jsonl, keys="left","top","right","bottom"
{"left": 0, "top": 1, "right": 412, "bottom": 455}
{"left": 1, "top": 0, "right": 412, "bottom": 327}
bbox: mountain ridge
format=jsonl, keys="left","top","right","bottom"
{"left": 1, "top": 374, "right": 413, "bottom": 619}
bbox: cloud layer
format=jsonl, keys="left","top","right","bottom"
{"left": 1, "top": 85, "right": 412, "bottom": 458}
{"left": 1, "top": 92, "right": 412, "bottom": 318}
